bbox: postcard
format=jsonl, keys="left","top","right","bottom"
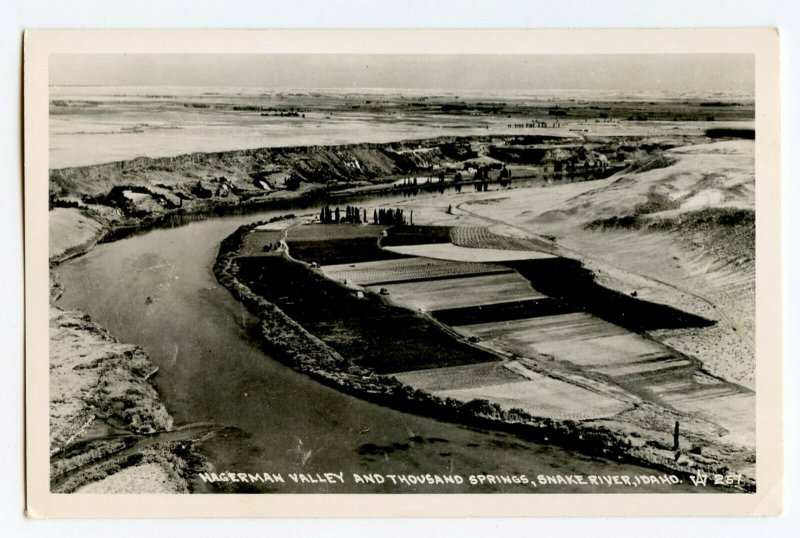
{"left": 24, "top": 28, "right": 781, "bottom": 517}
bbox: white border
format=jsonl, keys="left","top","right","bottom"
{"left": 23, "top": 28, "right": 782, "bottom": 519}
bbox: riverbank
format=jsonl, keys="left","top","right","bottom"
{"left": 48, "top": 303, "right": 211, "bottom": 493}
{"left": 215, "top": 220, "right": 755, "bottom": 491}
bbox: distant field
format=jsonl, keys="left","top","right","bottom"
{"left": 369, "top": 272, "right": 543, "bottom": 312}
{"left": 286, "top": 223, "right": 387, "bottom": 242}
{"left": 321, "top": 257, "right": 510, "bottom": 286}
{"left": 384, "top": 242, "right": 556, "bottom": 263}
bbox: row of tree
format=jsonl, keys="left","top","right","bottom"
{"left": 374, "top": 207, "right": 412, "bottom": 226}
{"left": 319, "top": 205, "right": 368, "bottom": 224}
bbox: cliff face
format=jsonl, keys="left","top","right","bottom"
{"left": 48, "top": 137, "right": 477, "bottom": 200}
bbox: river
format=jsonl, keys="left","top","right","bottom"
{"left": 55, "top": 190, "right": 702, "bottom": 493}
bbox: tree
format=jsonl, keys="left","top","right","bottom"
{"left": 285, "top": 174, "right": 301, "bottom": 191}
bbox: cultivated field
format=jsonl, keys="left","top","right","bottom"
{"left": 456, "top": 312, "right": 628, "bottom": 343}
{"left": 264, "top": 211, "right": 755, "bottom": 450}
{"left": 393, "top": 361, "right": 632, "bottom": 421}
{"left": 288, "top": 238, "right": 403, "bottom": 265}
{"left": 434, "top": 375, "right": 632, "bottom": 421}
{"left": 391, "top": 361, "right": 525, "bottom": 392}
{"left": 320, "top": 257, "right": 510, "bottom": 286}
{"left": 286, "top": 223, "right": 387, "bottom": 242}
{"left": 237, "top": 230, "right": 283, "bottom": 257}
{"left": 234, "top": 256, "right": 500, "bottom": 373}
{"left": 532, "top": 333, "right": 669, "bottom": 367}
{"left": 383, "top": 242, "right": 556, "bottom": 263}
{"left": 450, "top": 225, "right": 555, "bottom": 253}
{"left": 369, "top": 272, "right": 545, "bottom": 312}
{"left": 431, "top": 298, "right": 575, "bottom": 326}
{"left": 453, "top": 309, "right": 754, "bottom": 447}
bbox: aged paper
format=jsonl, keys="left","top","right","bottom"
{"left": 25, "top": 28, "right": 781, "bottom": 517}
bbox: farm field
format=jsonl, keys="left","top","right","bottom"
{"left": 234, "top": 256, "right": 501, "bottom": 374}
{"left": 383, "top": 242, "right": 556, "bottom": 263}
{"left": 285, "top": 223, "right": 405, "bottom": 265}
{"left": 368, "top": 272, "right": 545, "bottom": 312}
{"left": 455, "top": 312, "right": 628, "bottom": 343}
{"left": 382, "top": 225, "right": 453, "bottom": 246}
{"left": 532, "top": 333, "right": 669, "bottom": 367}
{"left": 286, "top": 223, "right": 387, "bottom": 241}
{"left": 453, "top": 313, "right": 691, "bottom": 388}
{"left": 237, "top": 230, "right": 283, "bottom": 256}
{"left": 320, "top": 257, "right": 510, "bottom": 286}
{"left": 393, "top": 361, "right": 632, "bottom": 421}
{"left": 430, "top": 298, "right": 576, "bottom": 326}
{"left": 391, "top": 361, "right": 525, "bottom": 392}
{"left": 234, "top": 213, "right": 755, "bottom": 455}
{"left": 288, "top": 237, "right": 404, "bottom": 265}
{"left": 450, "top": 225, "right": 555, "bottom": 253}
{"left": 451, "top": 306, "right": 754, "bottom": 446}
{"left": 434, "top": 374, "right": 632, "bottom": 421}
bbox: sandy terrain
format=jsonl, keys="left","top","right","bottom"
{"left": 49, "top": 207, "right": 105, "bottom": 262}
{"left": 49, "top": 305, "right": 197, "bottom": 493}
{"left": 49, "top": 306, "right": 173, "bottom": 453}
{"left": 453, "top": 140, "right": 755, "bottom": 389}
{"left": 76, "top": 463, "right": 186, "bottom": 494}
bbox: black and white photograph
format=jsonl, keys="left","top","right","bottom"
{"left": 22, "top": 28, "right": 782, "bottom": 517}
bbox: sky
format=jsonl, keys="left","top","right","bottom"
{"left": 49, "top": 54, "right": 754, "bottom": 93}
